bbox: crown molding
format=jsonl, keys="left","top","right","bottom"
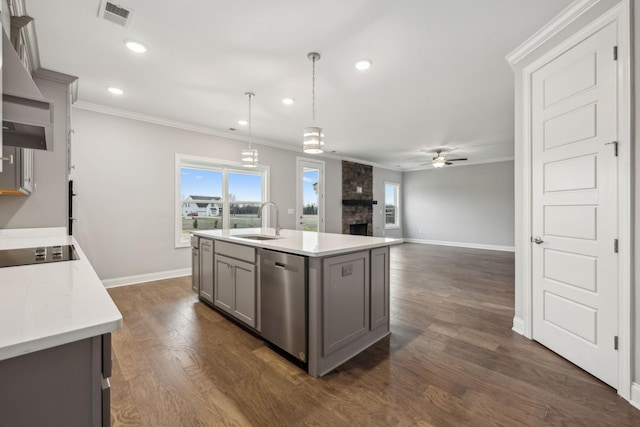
{"left": 505, "top": 0, "right": 601, "bottom": 67}
{"left": 72, "top": 101, "right": 404, "bottom": 172}
{"left": 73, "top": 100, "right": 257, "bottom": 142}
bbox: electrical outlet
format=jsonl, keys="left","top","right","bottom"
{"left": 356, "top": 186, "right": 362, "bottom": 194}
{"left": 287, "top": 208, "right": 294, "bottom": 215}
{"left": 419, "top": 228, "right": 423, "bottom": 234}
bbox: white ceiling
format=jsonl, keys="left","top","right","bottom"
{"left": 26, "top": 0, "right": 573, "bottom": 170}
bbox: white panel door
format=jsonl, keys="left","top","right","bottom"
{"left": 531, "top": 22, "right": 618, "bottom": 387}
{"left": 296, "top": 158, "right": 324, "bottom": 232}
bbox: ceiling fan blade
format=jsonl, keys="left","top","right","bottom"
{"left": 445, "top": 161, "right": 453, "bottom": 165}
{"left": 447, "top": 158, "right": 468, "bottom": 162}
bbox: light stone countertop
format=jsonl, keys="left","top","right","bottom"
{"left": 191, "top": 228, "right": 402, "bottom": 257}
{"left": 0, "top": 228, "right": 123, "bottom": 361}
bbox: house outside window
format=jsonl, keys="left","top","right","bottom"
{"left": 175, "top": 154, "right": 269, "bottom": 247}
{"left": 384, "top": 182, "right": 400, "bottom": 229}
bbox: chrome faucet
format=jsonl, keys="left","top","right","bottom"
{"left": 257, "top": 201, "right": 281, "bottom": 235}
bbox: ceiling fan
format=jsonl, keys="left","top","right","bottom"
{"left": 423, "top": 151, "right": 468, "bottom": 168}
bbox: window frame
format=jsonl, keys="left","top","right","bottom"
{"left": 384, "top": 182, "right": 400, "bottom": 229}
{"left": 175, "top": 154, "right": 269, "bottom": 248}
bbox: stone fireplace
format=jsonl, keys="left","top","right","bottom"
{"left": 342, "top": 161, "right": 375, "bottom": 236}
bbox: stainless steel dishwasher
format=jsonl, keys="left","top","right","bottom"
{"left": 259, "top": 249, "right": 307, "bottom": 362}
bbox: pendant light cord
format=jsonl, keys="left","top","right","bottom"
{"left": 248, "top": 92, "right": 253, "bottom": 149}
{"left": 311, "top": 56, "right": 316, "bottom": 125}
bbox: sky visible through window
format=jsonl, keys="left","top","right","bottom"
{"left": 181, "top": 168, "right": 262, "bottom": 201}
{"left": 182, "top": 167, "right": 317, "bottom": 204}
{"left": 385, "top": 184, "right": 396, "bottom": 206}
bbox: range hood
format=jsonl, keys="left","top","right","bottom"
{"left": 2, "top": 29, "right": 54, "bottom": 151}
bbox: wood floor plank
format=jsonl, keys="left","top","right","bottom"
{"left": 107, "top": 243, "right": 640, "bottom": 426}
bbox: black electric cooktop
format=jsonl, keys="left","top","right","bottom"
{"left": 0, "top": 245, "right": 80, "bottom": 268}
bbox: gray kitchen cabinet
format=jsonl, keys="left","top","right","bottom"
{"left": 232, "top": 258, "right": 256, "bottom": 326}
{"left": 190, "top": 230, "right": 396, "bottom": 377}
{"left": 214, "top": 253, "right": 256, "bottom": 328}
{"left": 199, "top": 238, "right": 214, "bottom": 303}
{"left": 191, "top": 247, "right": 200, "bottom": 294}
{"left": 0, "top": 333, "right": 113, "bottom": 426}
{"left": 0, "top": 146, "right": 34, "bottom": 195}
{"left": 214, "top": 254, "right": 235, "bottom": 312}
{"left": 370, "top": 247, "right": 390, "bottom": 330}
{"left": 322, "top": 250, "right": 370, "bottom": 356}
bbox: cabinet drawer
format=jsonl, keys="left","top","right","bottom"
{"left": 216, "top": 241, "right": 255, "bottom": 263}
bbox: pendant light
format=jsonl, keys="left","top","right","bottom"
{"left": 241, "top": 92, "right": 258, "bottom": 168}
{"left": 303, "top": 52, "right": 324, "bottom": 154}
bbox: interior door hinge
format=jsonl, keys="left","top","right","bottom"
{"left": 614, "top": 239, "right": 619, "bottom": 253}
{"left": 613, "top": 46, "right": 618, "bottom": 60}
{"left": 614, "top": 336, "right": 618, "bottom": 350}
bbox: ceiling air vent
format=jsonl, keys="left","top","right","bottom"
{"left": 98, "top": 0, "right": 135, "bottom": 28}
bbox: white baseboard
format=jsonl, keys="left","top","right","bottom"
{"left": 512, "top": 317, "right": 524, "bottom": 335}
{"left": 102, "top": 268, "right": 191, "bottom": 288}
{"left": 403, "top": 238, "right": 515, "bottom": 253}
{"left": 630, "top": 382, "right": 640, "bottom": 410}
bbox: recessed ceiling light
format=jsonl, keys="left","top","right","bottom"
{"left": 107, "top": 87, "right": 124, "bottom": 95}
{"left": 282, "top": 97, "right": 294, "bottom": 105}
{"left": 238, "top": 120, "right": 248, "bottom": 126}
{"left": 125, "top": 40, "right": 147, "bottom": 53}
{"left": 355, "top": 59, "right": 372, "bottom": 71}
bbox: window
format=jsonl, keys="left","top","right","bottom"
{"left": 384, "top": 182, "right": 400, "bottom": 229}
{"left": 175, "top": 154, "right": 269, "bottom": 247}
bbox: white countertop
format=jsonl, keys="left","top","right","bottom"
{"left": 0, "top": 228, "right": 123, "bottom": 361}
{"left": 191, "top": 228, "right": 402, "bottom": 257}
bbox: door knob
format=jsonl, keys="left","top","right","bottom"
{"left": 530, "top": 236, "right": 544, "bottom": 244}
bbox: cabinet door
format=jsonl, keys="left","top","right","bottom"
{"left": 199, "top": 239, "right": 214, "bottom": 303}
{"left": 0, "top": 146, "right": 19, "bottom": 192}
{"left": 191, "top": 248, "right": 200, "bottom": 294}
{"left": 233, "top": 259, "right": 256, "bottom": 328}
{"left": 214, "top": 254, "right": 235, "bottom": 313}
{"left": 322, "top": 251, "right": 369, "bottom": 356}
{"left": 370, "top": 247, "right": 389, "bottom": 330}
{"left": 21, "top": 148, "right": 33, "bottom": 193}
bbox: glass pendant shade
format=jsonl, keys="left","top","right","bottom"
{"left": 303, "top": 126, "right": 324, "bottom": 154}
{"left": 242, "top": 148, "right": 258, "bottom": 168}
{"left": 303, "top": 52, "right": 323, "bottom": 154}
{"left": 241, "top": 91, "right": 258, "bottom": 167}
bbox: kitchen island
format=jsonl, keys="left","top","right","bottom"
{"left": 0, "top": 228, "right": 123, "bottom": 426}
{"left": 191, "top": 228, "right": 401, "bottom": 376}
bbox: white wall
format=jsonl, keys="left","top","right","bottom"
{"left": 71, "top": 108, "right": 342, "bottom": 281}
{"left": 0, "top": 77, "right": 70, "bottom": 228}
{"left": 403, "top": 161, "right": 515, "bottom": 250}
{"left": 372, "top": 166, "right": 403, "bottom": 239}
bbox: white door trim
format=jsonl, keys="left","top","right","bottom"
{"left": 517, "top": 1, "right": 631, "bottom": 400}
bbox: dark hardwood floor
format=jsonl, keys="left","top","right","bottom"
{"left": 107, "top": 243, "right": 640, "bottom": 426}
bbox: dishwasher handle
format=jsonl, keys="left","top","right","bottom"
{"left": 263, "top": 259, "right": 300, "bottom": 273}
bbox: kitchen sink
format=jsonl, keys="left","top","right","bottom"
{"left": 236, "top": 234, "right": 282, "bottom": 241}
